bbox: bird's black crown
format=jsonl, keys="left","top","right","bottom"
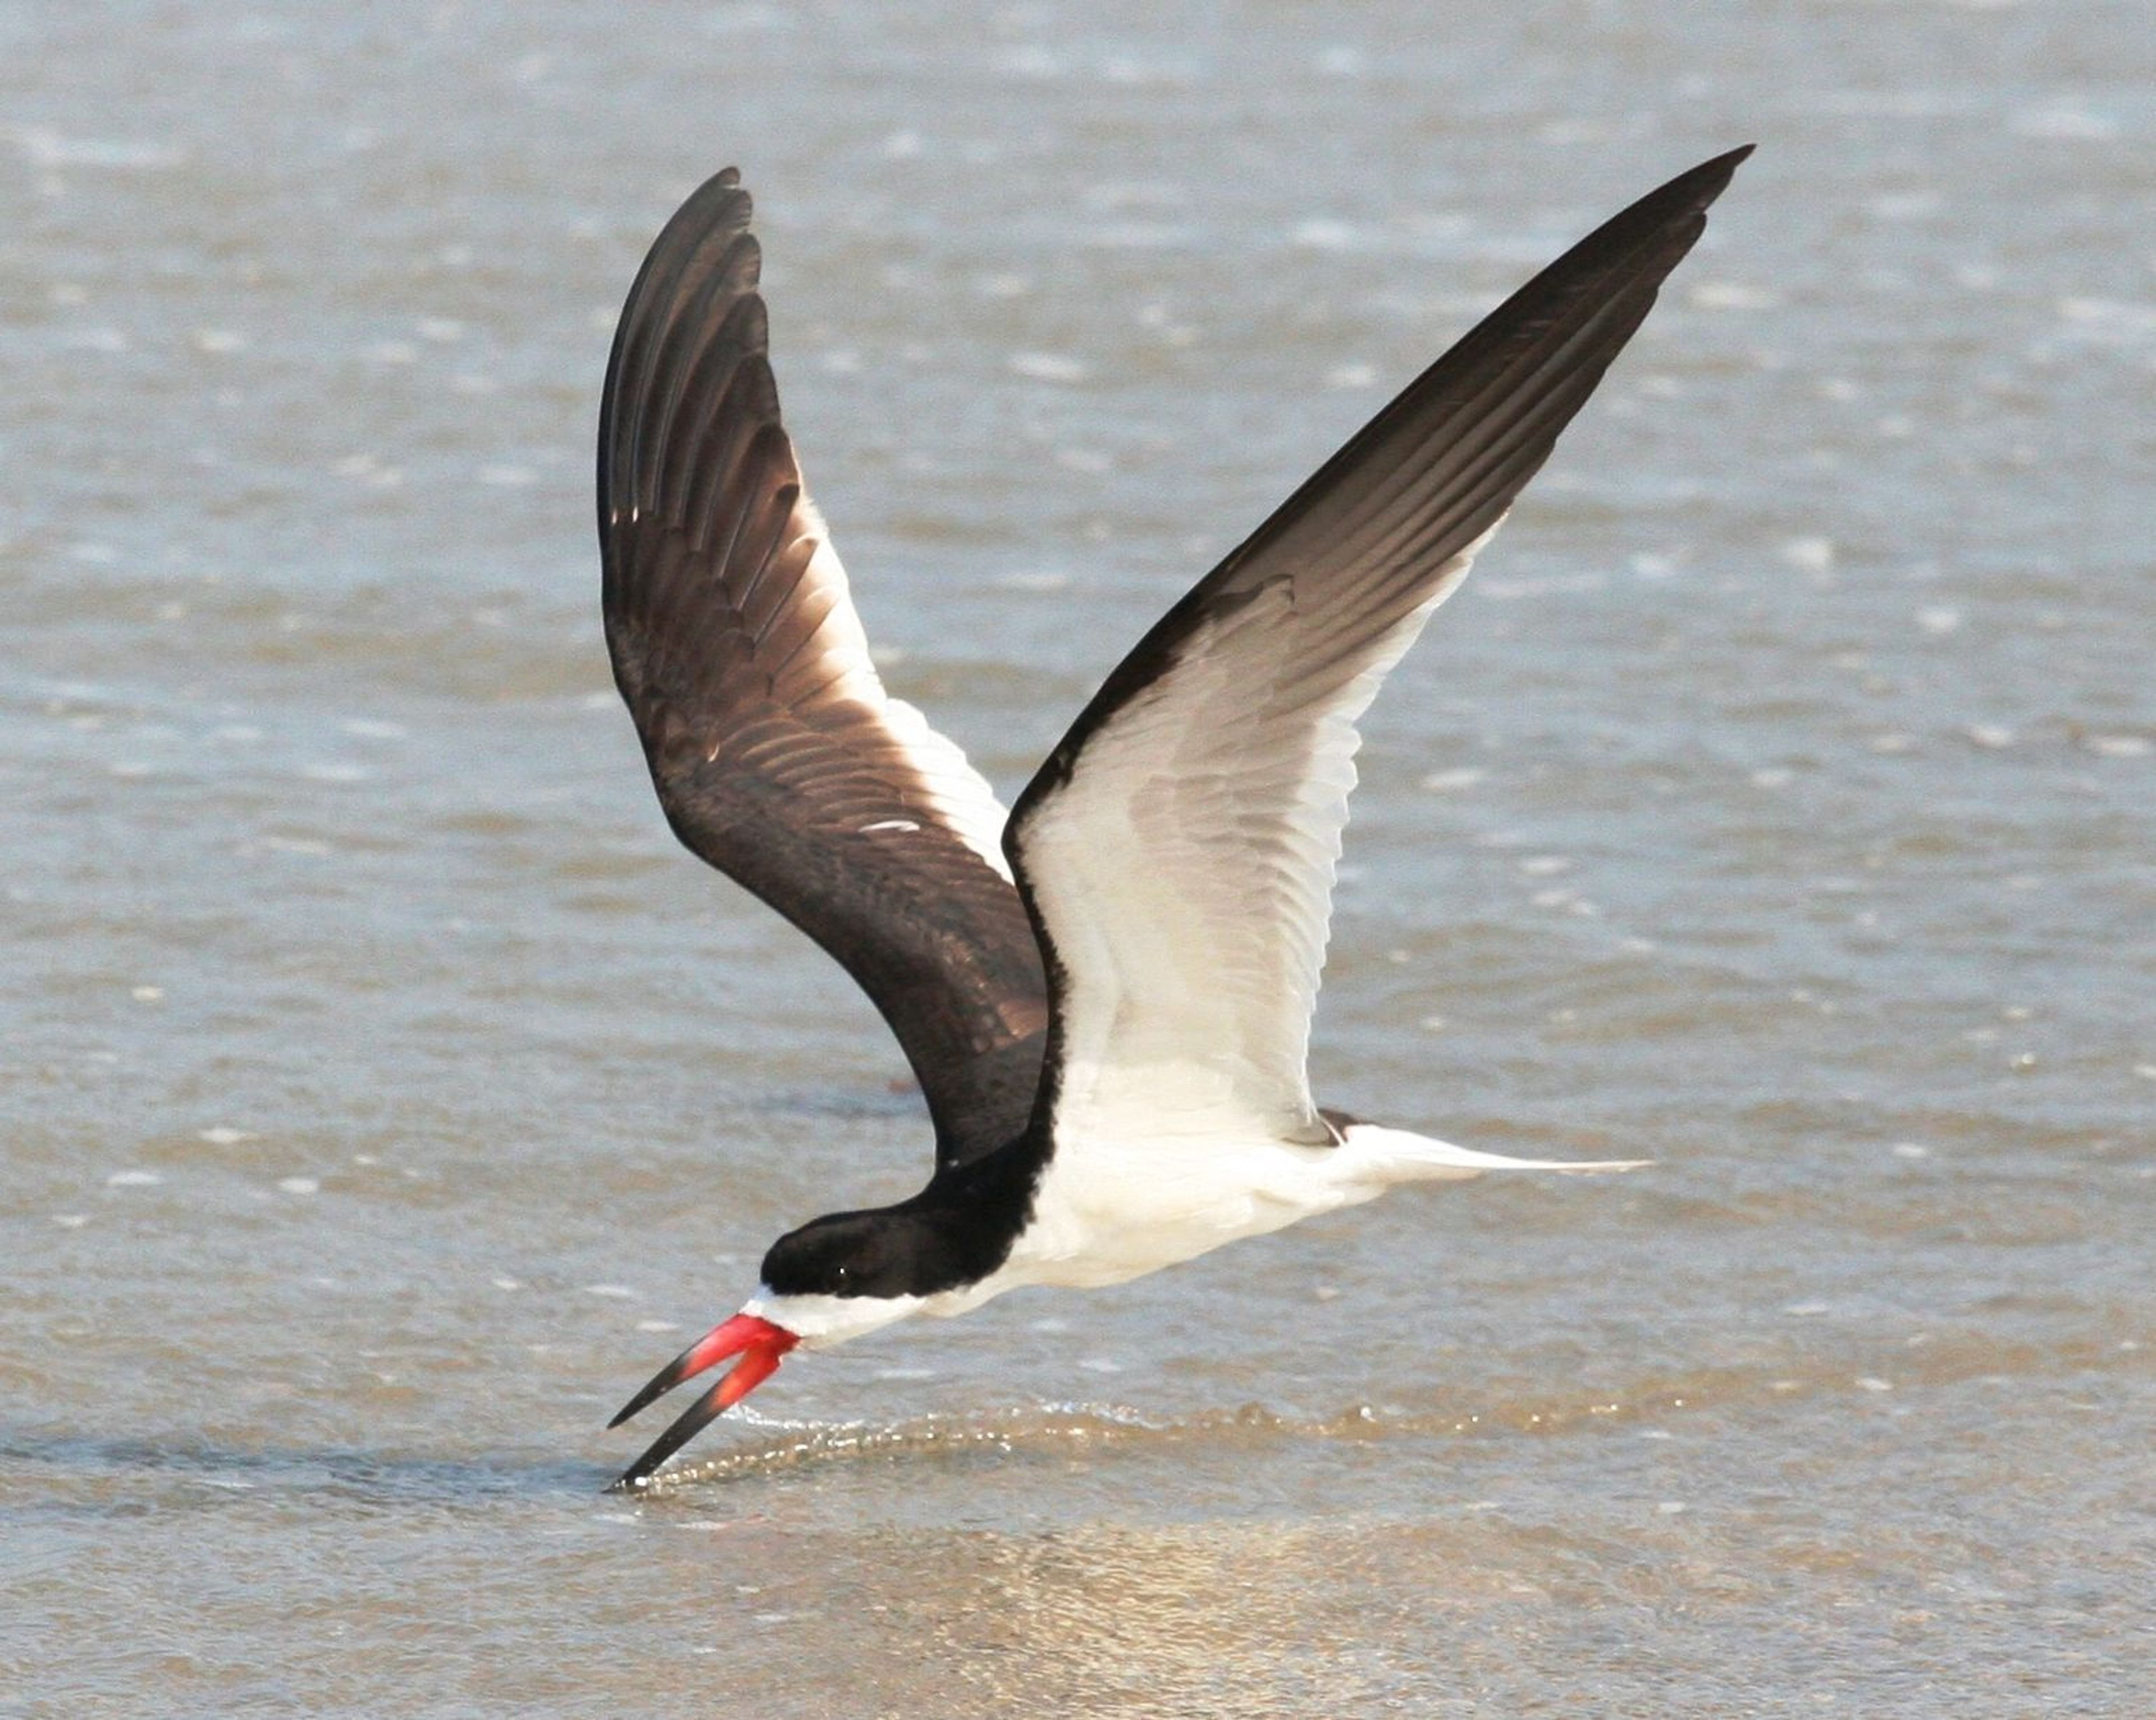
{"left": 761, "top": 1146, "right": 1039, "bottom": 1300}
{"left": 761, "top": 1209, "right": 939, "bottom": 1299}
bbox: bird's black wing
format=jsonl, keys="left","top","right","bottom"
{"left": 1006, "top": 149, "right": 1752, "bottom": 1146}
{"left": 601, "top": 170, "right": 1049, "bottom": 1169}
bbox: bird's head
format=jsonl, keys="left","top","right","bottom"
{"left": 760, "top": 1207, "right": 940, "bottom": 1304}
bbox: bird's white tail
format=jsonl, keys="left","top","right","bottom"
{"left": 1336, "top": 1123, "right": 1651, "bottom": 1187}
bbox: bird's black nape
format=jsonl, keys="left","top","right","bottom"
{"left": 761, "top": 1144, "right": 1045, "bottom": 1303}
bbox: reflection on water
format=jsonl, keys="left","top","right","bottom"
{"left": 4, "top": 0, "right": 2152, "bottom": 1713}
{"left": 636, "top": 1317, "right": 2149, "bottom": 1497}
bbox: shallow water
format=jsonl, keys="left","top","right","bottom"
{"left": 4, "top": 2, "right": 2152, "bottom": 1714}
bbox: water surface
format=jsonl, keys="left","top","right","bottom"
{"left": 4, "top": 2, "right": 2151, "bottom": 1713}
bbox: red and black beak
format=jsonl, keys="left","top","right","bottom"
{"left": 606, "top": 1312, "right": 799, "bottom": 1490}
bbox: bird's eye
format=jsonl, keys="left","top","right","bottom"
{"left": 834, "top": 1265, "right": 851, "bottom": 1287}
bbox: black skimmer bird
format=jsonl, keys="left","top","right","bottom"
{"left": 598, "top": 146, "right": 1751, "bottom": 1489}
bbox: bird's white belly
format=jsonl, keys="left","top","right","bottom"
{"left": 1002, "top": 1130, "right": 1373, "bottom": 1290}
{"left": 903, "top": 1121, "right": 1632, "bottom": 1325}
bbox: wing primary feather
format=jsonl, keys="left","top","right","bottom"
{"left": 643, "top": 238, "right": 761, "bottom": 515}
{"left": 662, "top": 298, "right": 770, "bottom": 523}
